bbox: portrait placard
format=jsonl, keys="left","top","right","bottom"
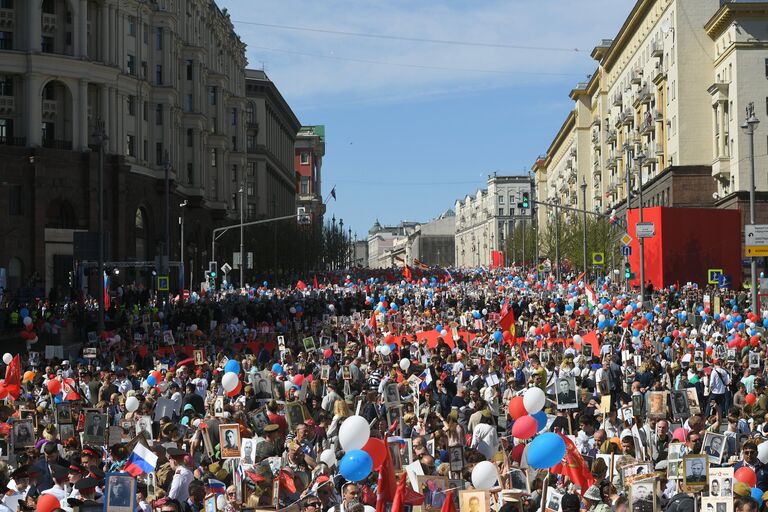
{"left": 219, "top": 424, "right": 241, "bottom": 459}
{"left": 104, "top": 472, "right": 136, "bottom": 512}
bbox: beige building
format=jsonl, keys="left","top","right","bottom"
{"left": 454, "top": 174, "right": 532, "bottom": 267}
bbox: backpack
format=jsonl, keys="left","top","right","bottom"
{"left": 665, "top": 493, "right": 694, "bottom": 512}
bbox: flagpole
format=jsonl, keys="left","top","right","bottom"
{"left": 323, "top": 185, "right": 337, "bottom": 204}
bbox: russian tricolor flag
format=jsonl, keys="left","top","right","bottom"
{"left": 207, "top": 479, "right": 226, "bottom": 495}
{"left": 123, "top": 443, "right": 158, "bottom": 477}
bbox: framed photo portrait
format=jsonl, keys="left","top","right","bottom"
{"left": 200, "top": 425, "right": 214, "bottom": 458}
{"left": 693, "top": 350, "right": 704, "bottom": 366}
{"left": 622, "top": 462, "right": 654, "bottom": 486}
{"left": 219, "top": 424, "right": 241, "bottom": 459}
{"left": 387, "top": 438, "right": 403, "bottom": 472}
{"left": 582, "top": 343, "right": 593, "bottom": 359}
{"left": 252, "top": 371, "right": 272, "bottom": 399}
{"left": 460, "top": 490, "right": 489, "bottom": 512}
{"left": 284, "top": 401, "right": 305, "bottom": 431}
{"left": 104, "top": 472, "right": 136, "bottom": 512}
{"left": 383, "top": 382, "right": 401, "bottom": 407}
{"left": 56, "top": 403, "right": 73, "bottom": 424}
{"left": 249, "top": 408, "right": 270, "bottom": 436}
{"left": 702, "top": 497, "right": 732, "bottom": 512}
{"left": 670, "top": 390, "right": 690, "bottom": 420}
{"left": 386, "top": 407, "right": 403, "bottom": 436}
{"left": 702, "top": 432, "right": 726, "bottom": 465}
{"left": 554, "top": 375, "right": 578, "bottom": 409}
{"left": 667, "top": 459, "right": 680, "bottom": 480}
{"left": 214, "top": 396, "right": 225, "bottom": 417}
{"left": 58, "top": 423, "right": 75, "bottom": 442}
{"left": 508, "top": 467, "right": 529, "bottom": 492}
{"left": 417, "top": 475, "right": 448, "bottom": 512}
{"left": 448, "top": 445, "right": 464, "bottom": 473}
{"left": 240, "top": 437, "right": 255, "bottom": 465}
{"left": 302, "top": 337, "right": 316, "bottom": 352}
{"left": 686, "top": 388, "right": 701, "bottom": 415}
{"left": 629, "top": 479, "right": 656, "bottom": 512}
{"left": 320, "top": 365, "right": 331, "bottom": 381}
{"left": 135, "top": 415, "right": 153, "bottom": 440}
{"left": 341, "top": 366, "right": 352, "bottom": 381}
{"left": 204, "top": 495, "right": 217, "bottom": 512}
{"left": 727, "top": 348, "right": 737, "bottom": 362}
{"left": 648, "top": 391, "right": 667, "bottom": 419}
{"left": 632, "top": 394, "right": 645, "bottom": 418}
{"left": 83, "top": 410, "right": 106, "bottom": 444}
{"left": 683, "top": 454, "right": 708, "bottom": 490}
{"left": 544, "top": 487, "right": 563, "bottom": 512}
{"left": 708, "top": 467, "right": 734, "bottom": 498}
{"left": 193, "top": 350, "right": 205, "bottom": 366}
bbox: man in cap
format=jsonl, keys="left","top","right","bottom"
{"left": 0, "top": 466, "right": 34, "bottom": 512}
{"left": 66, "top": 464, "right": 88, "bottom": 501}
{"left": 151, "top": 445, "right": 173, "bottom": 490}
{"left": 80, "top": 446, "right": 101, "bottom": 467}
{"left": 39, "top": 465, "right": 70, "bottom": 502}
{"left": 67, "top": 477, "right": 101, "bottom": 507}
{"left": 33, "top": 443, "right": 70, "bottom": 492}
{"left": 167, "top": 447, "right": 193, "bottom": 502}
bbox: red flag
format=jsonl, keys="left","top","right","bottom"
{"left": 551, "top": 433, "right": 594, "bottom": 494}
{"left": 376, "top": 436, "right": 397, "bottom": 512}
{"left": 369, "top": 311, "right": 377, "bottom": 331}
{"left": 296, "top": 280, "right": 307, "bottom": 290}
{"left": 573, "top": 330, "right": 600, "bottom": 355}
{"left": 313, "top": 275, "right": 319, "bottom": 289}
{"left": 4, "top": 355, "right": 20, "bottom": 400}
{"left": 402, "top": 265, "right": 412, "bottom": 282}
{"left": 499, "top": 308, "right": 516, "bottom": 339}
{"left": 62, "top": 378, "right": 80, "bottom": 401}
{"left": 571, "top": 272, "right": 586, "bottom": 285}
{"left": 391, "top": 472, "right": 424, "bottom": 511}
{"left": 441, "top": 490, "right": 457, "bottom": 512}
{"left": 278, "top": 468, "right": 296, "bottom": 493}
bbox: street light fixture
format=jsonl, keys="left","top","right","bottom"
{"left": 635, "top": 150, "right": 646, "bottom": 306}
{"left": 580, "top": 176, "right": 588, "bottom": 280}
{"left": 91, "top": 118, "right": 108, "bottom": 331}
{"left": 742, "top": 102, "right": 760, "bottom": 309}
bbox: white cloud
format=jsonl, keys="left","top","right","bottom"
{"left": 220, "top": 0, "right": 634, "bottom": 103}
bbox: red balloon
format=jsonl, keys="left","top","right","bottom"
{"left": 508, "top": 396, "right": 527, "bottom": 420}
{"left": 502, "top": 331, "right": 512, "bottom": 341}
{"left": 543, "top": 324, "right": 551, "bottom": 334}
{"left": 362, "top": 438, "right": 387, "bottom": 470}
{"left": 751, "top": 336, "right": 760, "bottom": 347}
{"left": 152, "top": 370, "right": 162, "bottom": 381}
{"left": 511, "top": 415, "right": 538, "bottom": 439}
{"left": 534, "top": 327, "right": 542, "bottom": 336}
{"left": 705, "top": 347, "right": 714, "bottom": 355}
{"left": 746, "top": 393, "right": 757, "bottom": 405}
{"left": 728, "top": 339, "right": 738, "bottom": 349}
{"left": 672, "top": 427, "right": 686, "bottom": 443}
{"left": 323, "top": 349, "right": 332, "bottom": 359}
{"left": 673, "top": 330, "right": 680, "bottom": 338}
{"left": 293, "top": 375, "right": 305, "bottom": 387}
{"left": 36, "top": 494, "right": 61, "bottom": 512}
{"left": 735, "top": 466, "right": 757, "bottom": 487}
{"left": 47, "top": 379, "right": 61, "bottom": 395}
{"left": 511, "top": 443, "right": 526, "bottom": 463}
{"left": 568, "top": 319, "right": 576, "bottom": 329}
{"left": 226, "top": 380, "right": 242, "bottom": 398}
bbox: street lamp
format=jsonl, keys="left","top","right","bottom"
{"left": 91, "top": 118, "right": 108, "bottom": 331}
{"left": 742, "top": 102, "right": 760, "bottom": 309}
{"left": 580, "top": 176, "right": 588, "bottom": 280}
{"left": 238, "top": 185, "right": 244, "bottom": 288}
{"left": 623, "top": 139, "right": 633, "bottom": 293}
{"left": 179, "top": 200, "right": 188, "bottom": 299}
{"left": 635, "top": 150, "right": 646, "bottom": 306}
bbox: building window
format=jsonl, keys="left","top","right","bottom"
{"left": 155, "top": 27, "right": 163, "bottom": 50}
{"left": 231, "top": 107, "right": 237, "bottom": 126}
{"left": 156, "top": 143, "right": 164, "bottom": 165}
{"left": 141, "top": 61, "right": 147, "bottom": 79}
{"left": 0, "top": 31, "right": 12, "bottom": 50}
{"left": 211, "top": 117, "right": 217, "bottom": 134}
{"left": 127, "top": 95, "right": 136, "bottom": 116}
{"left": 142, "top": 101, "right": 148, "bottom": 121}
{"left": 126, "top": 134, "right": 135, "bottom": 157}
{"left": 246, "top": 134, "right": 255, "bottom": 151}
{"left": 210, "top": 148, "right": 217, "bottom": 167}
{"left": 186, "top": 60, "right": 193, "bottom": 80}
{"left": 208, "top": 86, "right": 217, "bottom": 105}
{"left": 41, "top": 36, "right": 53, "bottom": 53}
{"left": 0, "top": 118, "right": 12, "bottom": 141}
{"left": 300, "top": 176, "right": 309, "bottom": 194}
{"left": 186, "top": 162, "right": 194, "bottom": 184}
{"left": 186, "top": 128, "right": 193, "bottom": 147}
{"left": 0, "top": 1, "right": 14, "bottom": 9}
{"left": 127, "top": 54, "right": 136, "bottom": 75}
{"left": 0, "top": 76, "right": 12, "bottom": 96}
{"left": 245, "top": 102, "right": 255, "bottom": 124}
{"left": 247, "top": 162, "right": 256, "bottom": 177}
{"left": 8, "top": 184, "right": 21, "bottom": 216}
{"left": 300, "top": 152, "right": 309, "bottom": 165}
{"left": 184, "top": 94, "right": 193, "bottom": 112}
{"left": 498, "top": 195, "right": 504, "bottom": 204}
{"left": 247, "top": 204, "right": 255, "bottom": 219}
{"left": 143, "top": 139, "right": 147, "bottom": 160}
{"left": 155, "top": 103, "right": 163, "bottom": 125}
{"left": 143, "top": 23, "right": 148, "bottom": 44}
{"left": 155, "top": 64, "right": 162, "bottom": 85}
{"left": 247, "top": 182, "right": 254, "bottom": 196}
{"left": 128, "top": 16, "right": 136, "bottom": 36}
{"left": 498, "top": 208, "right": 504, "bottom": 216}
{"left": 231, "top": 136, "right": 237, "bottom": 151}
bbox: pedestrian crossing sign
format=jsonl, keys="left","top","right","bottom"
{"left": 157, "top": 275, "right": 169, "bottom": 291}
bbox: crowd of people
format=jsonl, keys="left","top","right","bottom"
{"left": 0, "top": 266, "right": 764, "bottom": 512}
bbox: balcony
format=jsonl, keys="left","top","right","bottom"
{"left": 246, "top": 121, "right": 259, "bottom": 131}
{"left": 42, "top": 14, "right": 57, "bottom": 33}
{"left": 0, "top": 95, "right": 14, "bottom": 114}
{"left": 612, "top": 93, "right": 623, "bottom": 107}
{"left": 567, "top": 169, "right": 577, "bottom": 185}
{"left": 631, "top": 68, "right": 643, "bottom": 85}
{"left": 640, "top": 118, "right": 654, "bottom": 135}
{"left": 569, "top": 147, "right": 577, "bottom": 158}
{"left": 652, "top": 63, "right": 667, "bottom": 83}
{"left": 0, "top": 136, "right": 25, "bottom": 146}
{"left": 619, "top": 109, "right": 633, "bottom": 127}
{"left": 607, "top": 155, "right": 618, "bottom": 170}
{"left": 653, "top": 109, "right": 663, "bottom": 122}
{"left": 651, "top": 41, "right": 663, "bottom": 58}
{"left": 639, "top": 84, "right": 652, "bottom": 105}
{"left": 0, "top": 8, "right": 14, "bottom": 27}
{"left": 606, "top": 129, "right": 617, "bottom": 144}
{"left": 593, "top": 161, "right": 601, "bottom": 179}
{"left": 42, "top": 139, "right": 72, "bottom": 150}
{"left": 712, "top": 157, "right": 731, "bottom": 182}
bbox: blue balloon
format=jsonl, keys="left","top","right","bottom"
{"left": 532, "top": 410, "right": 547, "bottom": 432}
{"left": 493, "top": 331, "right": 503, "bottom": 342}
{"left": 54, "top": 394, "right": 63, "bottom": 404}
{"left": 272, "top": 363, "right": 284, "bottom": 374}
{"left": 20, "top": 308, "right": 29, "bottom": 318}
{"left": 645, "top": 313, "right": 653, "bottom": 321}
{"left": 391, "top": 303, "right": 398, "bottom": 311}
{"left": 473, "top": 311, "right": 481, "bottom": 319}
{"left": 147, "top": 375, "right": 157, "bottom": 386}
{"left": 339, "top": 450, "right": 373, "bottom": 481}
{"left": 224, "top": 360, "right": 241, "bottom": 374}
{"left": 263, "top": 281, "right": 268, "bottom": 287}
{"left": 435, "top": 324, "right": 443, "bottom": 333}
{"left": 404, "top": 298, "right": 409, "bottom": 304}
{"left": 752, "top": 487, "right": 763, "bottom": 507}
{"left": 527, "top": 432, "right": 566, "bottom": 469}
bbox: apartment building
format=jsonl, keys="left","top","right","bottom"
{"left": 295, "top": 125, "right": 326, "bottom": 224}
{"left": 0, "top": 0, "right": 301, "bottom": 293}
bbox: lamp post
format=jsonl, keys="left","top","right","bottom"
{"left": 239, "top": 184, "right": 244, "bottom": 288}
{"left": 623, "top": 140, "right": 633, "bottom": 292}
{"left": 163, "top": 151, "right": 171, "bottom": 295}
{"left": 91, "top": 119, "right": 108, "bottom": 331}
{"left": 179, "top": 200, "right": 187, "bottom": 300}
{"left": 552, "top": 197, "right": 561, "bottom": 281}
{"left": 580, "top": 176, "right": 588, "bottom": 280}
{"left": 635, "top": 151, "right": 646, "bottom": 306}
{"left": 742, "top": 102, "right": 760, "bottom": 309}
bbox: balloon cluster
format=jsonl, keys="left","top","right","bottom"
{"left": 506, "top": 388, "right": 567, "bottom": 470}
{"left": 338, "top": 416, "right": 376, "bottom": 481}
{"left": 222, "top": 359, "right": 242, "bottom": 397}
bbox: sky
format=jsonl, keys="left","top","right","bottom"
{"left": 219, "top": 0, "right": 635, "bottom": 238}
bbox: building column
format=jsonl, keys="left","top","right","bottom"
{"left": 712, "top": 103, "right": 719, "bottom": 159}
{"left": 25, "top": 73, "right": 42, "bottom": 146}
{"left": 28, "top": 1, "right": 42, "bottom": 53}
{"left": 77, "top": 0, "right": 88, "bottom": 58}
{"left": 99, "top": 83, "right": 109, "bottom": 141}
{"left": 100, "top": 1, "right": 109, "bottom": 63}
{"left": 77, "top": 78, "right": 88, "bottom": 150}
{"left": 108, "top": 4, "right": 115, "bottom": 65}
{"left": 108, "top": 87, "right": 117, "bottom": 153}
{"left": 720, "top": 101, "right": 728, "bottom": 157}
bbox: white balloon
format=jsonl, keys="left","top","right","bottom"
{"left": 758, "top": 442, "right": 768, "bottom": 464}
{"left": 284, "top": 380, "right": 294, "bottom": 392}
{"left": 482, "top": 308, "right": 488, "bottom": 316}
{"left": 523, "top": 387, "right": 546, "bottom": 414}
{"left": 399, "top": 359, "right": 410, "bottom": 372}
{"left": 114, "top": 334, "right": 121, "bottom": 342}
{"left": 339, "top": 415, "right": 370, "bottom": 451}
{"left": 598, "top": 314, "right": 605, "bottom": 322}
{"left": 290, "top": 307, "right": 297, "bottom": 314}
{"left": 125, "top": 396, "right": 139, "bottom": 412}
{"left": 440, "top": 329, "right": 448, "bottom": 337}
{"left": 2, "top": 353, "right": 12, "bottom": 365}
{"left": 380, "top": 344, "right": 391, "bottom": 356}
{"left": 573, "top": 334, "right": 583, "bottom": 345}
{"left": 23, "top": 317, "right": 32, "bottom": 327}
{"left": 319, "top": 448, "right": 337, "bottom": 467}
{"left": 471, "top": 460, "right": 498, "bottom": 490}
{"left": 222, "top": 372, "right": 239, "bottom": 392}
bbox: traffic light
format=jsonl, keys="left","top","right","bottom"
{"left": 208, "top": 261, "right": 217, "bottom": 278}
{"left": 522, "top": 192, "right": 530, "bottom": 209}
{"left": 624, "top": 262, "right": 631, "bottom": 279}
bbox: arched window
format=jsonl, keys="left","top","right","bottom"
{"left": 245, "top": 102, "right": 255, "bottom": 124}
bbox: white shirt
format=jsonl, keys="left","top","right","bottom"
{"left": 471, "top": 423, "right": 499, "bottom": 459}
{"left": 169, "top": 466, "right": 193, "bottom": 502}
{"left": 710, "top": 366, "right": 730, "bottom": 395}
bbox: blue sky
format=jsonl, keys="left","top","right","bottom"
{"left": 219, "top": 0, "right": 634, "bottom": 237}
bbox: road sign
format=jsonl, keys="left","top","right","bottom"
{"left": 707, "top": 268, "right": 723, "bottom": 285}
{"left": 221, "top": 262, "right": 232, "bottom": 274}
{"left": 592, "top": 252, "right": 605, "bottom": 265}
{"left": 157, "top": 275, "right": 169, "bottom": 291}
{"left": 746, "top": 224, "right": 768, "bottom": 244}
{"left": 747, "top": 246, "right": 768, "bottom": 257}
{"left": 636, "top": 222, "right": 655, "bottom": 238}
{"left": 621, "top": 233, "right": 633, "bottom": 246}
{"left": 621, "top": 245, "right": 632, "bottom": 257}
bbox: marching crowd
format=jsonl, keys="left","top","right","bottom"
{"left": 0, "top": 267, "right": 764, "bottom": 512}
